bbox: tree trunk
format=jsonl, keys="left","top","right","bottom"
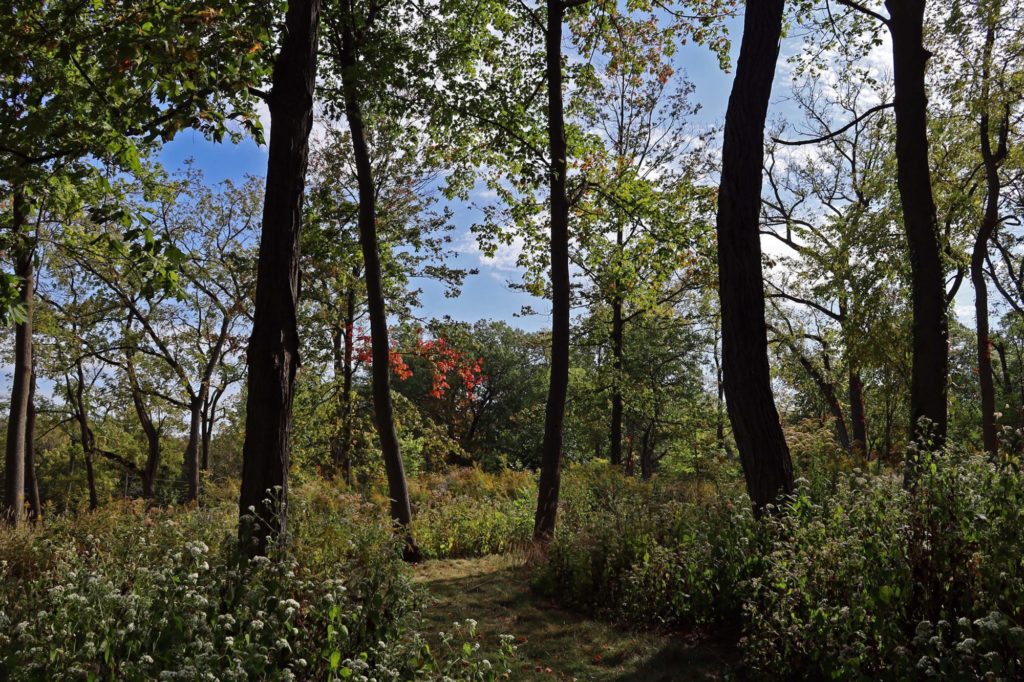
{"left": 183, "top": 395, "right": 202, "bottom": 503}
{"left": 534, "top": 0, "right": 573, "bottom": 541}
{"left": 338, "top": 6, "right": 420, "bottom": 561}
{"left": 886, "top": 0, "right": 948, "bottom": 463}
{"left": 340, "top": 294, "right": 355, "bottom": 485}
{"left": 25, "top": 364, "right": 41, "bottom": 521}
{"left": 610, "top": 288, "right": 624, "bottom": 467}
{"left": 713, "top": 331, "right": 734, "bottom": 458}
{"left": 994, "top": 340, "right": 1012, "bottom": 397}
{"left": 126, "top": 350, "right": 161, "bottom": 499}
{"left": 849, "top": 369, "right": 868, "bottom": 456}
{"left": 238, "top": 0, "right": 320, "bottom": 557}
{"left": 331, "top": 309, "right": 355, "bottom": 485}
{"left": 639, "top": 423, "right": 654, "bottom": 480}
{"left": 201, "top": 387, "right": 221, "bottom": 473}
{"left": 84, "top": 452, "right": 98, "bottom": 511}
{"left": 715, "top": 0, "right": 794, "bottom": 514}
{"left": 3, "top": 188, "right": 32, "bottom": 526}
{"left": 973, "top": 24, "right": 1006, "bottom": 458}
{"left": 788, "top": 341, "right": 851, "bottom": 451}
{"left": 73, "top": 360, "right": 98, "bottom": 511}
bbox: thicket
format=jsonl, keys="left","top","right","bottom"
{"left": 0, "top": 480, "right": 513, "bottom": 681}
{"left": 534, "top": 450, "right": 1024, "bottom": 680}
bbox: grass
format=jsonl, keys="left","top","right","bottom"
{"left": 413, "top": 555, "right": 735, "bottom": 681}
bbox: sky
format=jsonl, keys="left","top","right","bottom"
{"left": 155, "top": 14, "right": 978, "bottom": 334}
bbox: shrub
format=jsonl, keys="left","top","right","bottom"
{"left": 0, "top": 482, "right": 515, "bottom": 681}
{"left": 742, "top": 447, "right": 1024, "bottom": 680}
{"left": 534, "top": 463, "right": 758, "bottom": 629}
{"left": 410, "top": 469, "right": 535, "bottom": 559}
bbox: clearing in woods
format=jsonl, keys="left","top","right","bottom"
{"left": 414, "top": 555, "right": 735, "bottom": 681}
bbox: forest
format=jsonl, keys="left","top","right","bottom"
{"left": 2, "top": 0, "right": 1024, "bottom": 679}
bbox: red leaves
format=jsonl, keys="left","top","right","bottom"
{"left": 354, "top": 328, "right": 485, "bottom": 402}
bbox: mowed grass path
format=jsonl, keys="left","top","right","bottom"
{"left": 413, "top": 556, "right": 734, "bottom": 681}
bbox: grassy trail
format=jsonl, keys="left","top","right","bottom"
{"left": 414, "top": 555, "right": 734, "bottom": 681}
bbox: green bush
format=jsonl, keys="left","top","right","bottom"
{"left": 534, "top": 463, "right": 758, "bottom": 629}
{"left": 0, "top": 482, "right": 515, "bottom": 681}
{"left": 743, "top": 447, "right": 1024, "bottom": 680}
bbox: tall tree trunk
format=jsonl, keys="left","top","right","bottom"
{"left": 238, "top": 0, "right": 320, "bottom": 556}
{"left": 849, "top": 369, "right": 868, "bottom": 456}
{"left": 715, "top": 0, "right": 794, "bottom": 514}
{"left": 886, "top": 0, "right": 948, "bottom": 463}
{"left": 340, "top": 292, "right": 355, "bottom": 485}
{"left": 330, "top": 302, "right": 355, "bottom": 485}
{"left": 610, "top": 287, "right": 624, "bottom": 467}
{"left": 183, "top": 395, "right": 203, "bottom": 503}
{"left": 25, "top": 364, "right": 41, "bottom": 521}
{"left": 973, "top": 24, "right": 1007, "bottom": 458}
{"left": 338, "top": 7, "right": 420, "bottom": 561}
{"left": 4, "top": 188, "right": 32, "bottom": 526}
{"left": 534, "top": 0, "right": 573, "bottom": 541}
{"left": 126, "top": 350, "right": 161, "bottom": 499}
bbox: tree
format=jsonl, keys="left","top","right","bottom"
{"left": 238, "top": 0, "right": 321, "bottom": 556}
{"left": 716, "top": 0, "right": 794, "bottom": 513}
{"left": 829, "top": 0, "right": 948, "bottom": 454}
{"left": 934, "top": 0, "right": 1024, "bottom": 456}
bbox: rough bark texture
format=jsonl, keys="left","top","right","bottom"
{"left": 337, "top": 4, "right": 420, "bottom": 561}
{"left": 715, "top": 0, "right": 794, "bottom": 514}
{"left": 886, "top": 0, "right": 948, "bottom": 460}
{"left": 4, "top": 188, "right": 32, "bottom": 526}
{"left": 238, "top": 0, "right": 320, "bottom": 556}
{"left": 535, "top": 0, "right": 572, "bottom": 541}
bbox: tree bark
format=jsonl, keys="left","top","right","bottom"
{"left": 126, "top": 349, "right": 161, "bottom": 499}
{"left": 715, "top": 0, "right": 794, "bottom": 514}
{"left": 337, "top": 4, "right": 420, "bottom": 561}
{"left": 886, "top": 0, "right": 948, "bottom": 462}
{"left": 849, "top": 369, "right": 868, "bottom": 456}
{"left": 72, "top": 360, "right": 98, "bottom": 511}
{"left": 639, "top": 422, "right": 654, "bottom": 480}
{"left": 183, "top": 395, "right": 203, "bottom": 503}
{"left": 4, "top": 188, "right": 32, "bottom": 526}
{"left": 800, "top": 351, "right": 851, "bottom": 451}
{"left": 201, "top": 384, "right": 224, "bottom": 473}
{"left": 610, "top": 287, "right": 624, "bottom": 467}
{"left": 972, "top": 24, "right": 1007, "bottom": 458}
{"left": 238, "top": 0, "right": 320, "bottom": 556}
{"left": 331, "top": 292, "right": 355, "bottom": 484}
{"left": 535, "top": 0, "right": 573, "bottom": 541}
{"left": 994, "top": 340, "right": 1012, "bottom": 397}
{"left": 25, "top": 364, "right": 41, "bottom": 521}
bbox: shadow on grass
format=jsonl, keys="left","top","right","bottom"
{"left": 414, "top": 556, "right": 735, "bottom": 681}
